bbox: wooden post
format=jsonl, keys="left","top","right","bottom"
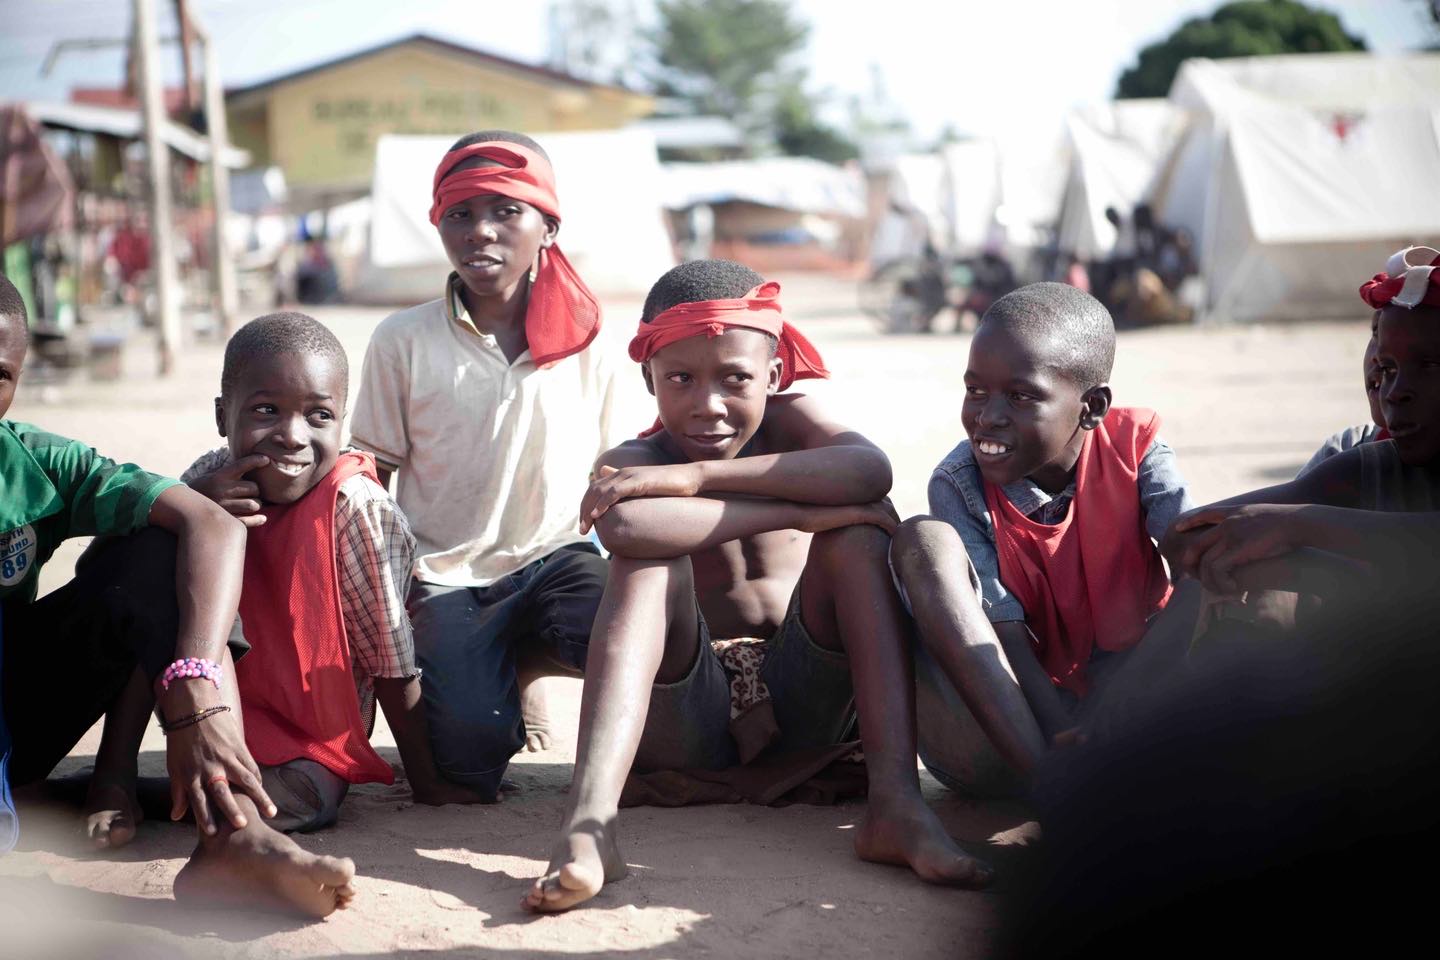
{"left": 133, "top": 0, "right": 182, "bottom": 374}
{"left": 196, "top": 23, "right": 237, "bottom": 335}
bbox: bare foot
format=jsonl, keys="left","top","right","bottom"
{"left": 854, "top": 800, "right": 994, "bottom": 888}
{"left": 84, "top": 778, "right": 143, "bottom": 850}
{"left": 521, "top": 682, "right": 553, "bottom": 752}
{"left": 174, "top": 817, "right": 357, "bottom": 919}
{"left": 522, "top": 818, "right": 627, "bottom": 913}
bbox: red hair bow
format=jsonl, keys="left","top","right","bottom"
{"left": 1359, "top": 245, "right": 1440, "bottom": 311}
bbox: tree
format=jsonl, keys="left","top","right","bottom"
{"left": 1116, "top": 0, "right": 1366, "bottom": 99}
{"left": 650, "top": 0, "right": 854, "bottom": 159}
{"left": 773, "top": 82, "right": 858, "bottom": 164}
{"left": 547, "top": 0, "right": 644, "bottom": 87}
{"left": 651, "top": 0, "right": 807, "bottom": 120}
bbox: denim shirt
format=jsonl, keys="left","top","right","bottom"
{"left": 928, "top": 435, "right": 1194, "bottom": 623}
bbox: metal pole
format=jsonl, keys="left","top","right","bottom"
{"left": 133, "top": 0, "right": 182, "bottom": 374}
{"left": 196, "top": 24, "right": 238, "bottom": 335}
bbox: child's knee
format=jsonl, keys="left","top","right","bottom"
{"left": 810, "top": 521, "right": 890, "bottom": 569}
{"left": 429, "top": 697, "right": 524, "bottom": 779}
{"left": 892, "top": 516, "right": 966, "bottom": 576}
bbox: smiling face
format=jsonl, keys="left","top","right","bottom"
{"left": 0, "top": 314, "right": 25, "bottom": 421}
{"left": 644, "top": 328, "right": 782, "bottom": 462}
{"left": 1375, "top": 304, "right": 1440, "bottom": 467}
{"left": 435, "top": 157, "right": 557, "bottom": 300}
{"left": 217, "top": 351, "right": 346, "bottom": 504}
{"left": 961, "top": 323, "right": 1109, "bottom": 492}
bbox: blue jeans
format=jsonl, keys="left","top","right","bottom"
{"left": 408, "top": 544, "right": 607, "bottom": 800}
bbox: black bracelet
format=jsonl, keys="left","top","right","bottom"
{"left": 160, "top": 704, "right": 231, "bottom": 735}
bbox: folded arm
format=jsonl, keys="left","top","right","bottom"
{"left": 580, "top": 396, "right": 892, "bottom": 534}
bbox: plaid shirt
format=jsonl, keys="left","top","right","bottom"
{"left": 182, "top": 448, "right": 418, "bottom": 729}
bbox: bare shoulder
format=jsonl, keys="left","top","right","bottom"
{"left": 759, "top": 392, "right": 875, "bottom": 452}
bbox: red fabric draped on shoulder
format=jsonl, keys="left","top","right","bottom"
{"left": 984, "top": 408, "right": 1172, "bottom": 697}
{"left": 429, "top": 141, "right": 600, "bottom": 368}
{"left": 237, "top": 451, "right": 393, "bottom": 784}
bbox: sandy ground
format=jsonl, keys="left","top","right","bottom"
{"left": 0, "top": 274, "right": 1370, "bottom": 958}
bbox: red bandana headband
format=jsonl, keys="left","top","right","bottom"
{"left": 627, "top": 281, "right": 830, "bottom": 392}
{"left": 1359, "top": 245, "right": 1440, "bottom": 311}
{"left": 429, "top": 142, "right": 600, "bottom": 368}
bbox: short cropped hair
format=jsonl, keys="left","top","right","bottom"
{"left": 641, "top": 260, "right": 766, "bottom": 323}
{"left": 0, "top": 274, "right": 29, "bottom": 340}
{"left": 980, "top": 282, "right": 1115, "bottom": 388}
{"left": 640, "top": 259, "right": 777, "bottom": 356}
{"left": 220, "top": 311, "right": 348, "bottom": 400}
{"left": 447, "top": 129, "right": 549, "bottom": 161}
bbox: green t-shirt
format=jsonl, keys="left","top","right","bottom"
{"left": 0, "top": 421, "right": 180, "bottom": 605}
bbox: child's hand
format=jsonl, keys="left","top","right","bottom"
{"left": 580, "top": 463, "right": 703, "bottom": 533}
{"left": 797, "top": 499, "right": 900, "bottom": 535}
{"left": 1169, "top": 503, "right": 1304, "bottom": 595}
{"left": 187, "top": 453, "right": 271, "bottom": 527}
{"left": 163, "top": 696, "right": 277, "bottom": 833}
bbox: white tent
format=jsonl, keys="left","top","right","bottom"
{"left": 1149, "top": 53, "right": 1440, "bottom": 324}
{"left": 658, "top": 156, "right": 865, "bottom": 218}
{"left": 875, "top": 132, "right": 1066, "bottom": 266}
{"left": 363, "top": 128, "right": 675, "bottom": 301}
{"left": 1055, "top": 99, "right": 1188, "bottom": 260}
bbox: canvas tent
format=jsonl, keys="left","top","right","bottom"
{"left": 1149, "top": 53, "right": 1440, "bottom": 324}
{"left": 363, "top": 127, "right": 674, "bottom": 302}
{"left": 873, "top": 134, "right": 1065, "bottom": 267}
{"left": 1055, "top": 99, "right": 1188, "bottom": 261}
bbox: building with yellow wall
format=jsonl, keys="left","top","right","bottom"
{"left": 226, "top": 33, "right": 654, "bottom": 205}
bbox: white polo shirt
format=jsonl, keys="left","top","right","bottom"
{"left": 349, "top": 275, "right": 619, "bottom": 587}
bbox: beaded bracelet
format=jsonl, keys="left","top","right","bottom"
{"left": 160, "top": 704, "right": 231, "bottom": 735}
{"left": 161, "top": 657, "right": 223, "bottom": 691}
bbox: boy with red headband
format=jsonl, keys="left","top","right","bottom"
{"left": 524, "top": 259, "right": 992, "bottom": 913}
{"left": 889, "top": 282, "right": 1194, "bottom": 797}
{"left": 1168, "top": 245, "right": 1440, "bottom": 592}
{"left": 350, "top": 131, "right": 615, "bottom": 800}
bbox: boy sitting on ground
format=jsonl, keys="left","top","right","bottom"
{"left": 0, "top": 278, "right": 355, "bottom": 917}
{"left": 183, "top": 312, "right": 485, "bottom": 831}
{"left": 889, "top": 282, "right": 1194, "bottom": 796}
{"left": 524, "top": 259, "right": 991, "bottom": 913}
{"left": 1168, "top": 246, "right": 1440, "bottom": 595}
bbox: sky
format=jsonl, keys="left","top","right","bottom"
{"left": 2, "top": 0, "right": 1433, "bottom": 144}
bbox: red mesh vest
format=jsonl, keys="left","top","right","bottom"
{"left": 236, "top": 451, "right": 394, "bottom": 784}
{"left": 983, "top": 408, "right": 1172, "bottom": 696}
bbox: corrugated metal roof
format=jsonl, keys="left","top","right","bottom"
{"left": 22, "top": 100, "right": 250, "bottom": 167}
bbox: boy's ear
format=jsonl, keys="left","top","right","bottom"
{"left": 540, "top": 216, "right": 559, "bottom": 251}
{"left": 766, "top": 356, "right": 784, "bottom": 396}
{"left": 640, "top": 362, "right": 656, "bottom": 396}
{"left": 1079, "top": 384, "right": 1112, "bottom": 431}
{"left": 213, "top": 397, "right": 227, "bottom": 437}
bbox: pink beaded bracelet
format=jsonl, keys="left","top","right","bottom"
{"left": 160, "top": 657, "right": 224, "bottom": 691}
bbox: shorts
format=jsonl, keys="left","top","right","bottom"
{"left": 633, "top": 586, "right": 857, "bottom": 773}
{"left": 261, "top": 758, "right": 349, "bottom": 833}
{"left": 2, "top": 528, "right": 249, "bottom": 788}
